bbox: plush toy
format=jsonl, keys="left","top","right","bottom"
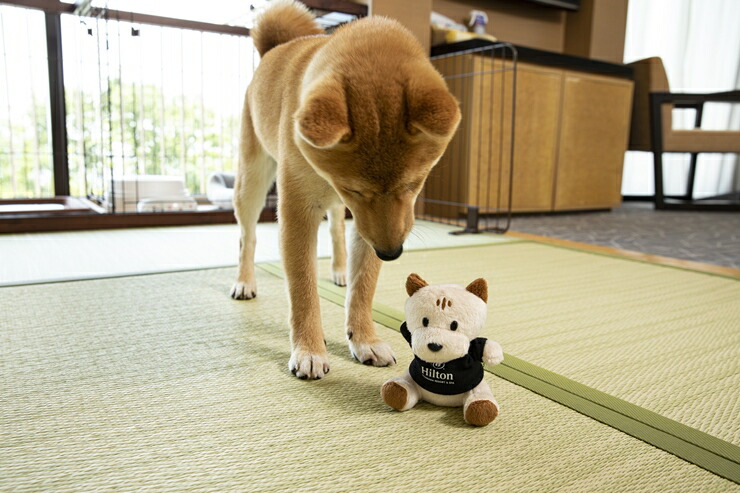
{"left": 381, "top": 273, "right": 504, "bottom": 426}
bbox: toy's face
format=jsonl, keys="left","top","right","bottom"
{"left": 404, "top": 283, "right": 487, "bottom": 363}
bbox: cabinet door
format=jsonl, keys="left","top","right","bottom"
{"left": 554, "top": 72, "right": 633, "bottom": 210}
{"left": 508, "top": 63, "right": 562, "bottom": 212}
{"left": 467, "top": 60, "right": 562, "bottom": 213}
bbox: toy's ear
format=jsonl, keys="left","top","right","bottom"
{"left": 406, "top": 273, "right": 428, "bottom": 297}
{"left": 466, "top": 278, "right": 488, "bottom": 303}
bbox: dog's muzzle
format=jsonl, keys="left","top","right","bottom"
{"left": 375, "top": 246, "right": 403, "bottom": 261}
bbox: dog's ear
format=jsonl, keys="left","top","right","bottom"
{"left": 406, "top": 81, "right": 461, "bottom": 138}
{"left": 466, "top": 278, "right": 488, "bottom": 303}
{"left": 406, "top": 273, "right": 428, "bottom": 297}
{"left": 295, "top": 80, "right": 351, "bottom": 148}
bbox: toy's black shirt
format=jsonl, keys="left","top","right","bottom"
{"left": 401, "top": 322, "right": 486, "bottom": 396}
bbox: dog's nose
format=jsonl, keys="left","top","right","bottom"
{"left": 375, "top": 246, "right": 403, "bottom": 261}
{"left": 427, "top": 343, "right": 443, "bottom": 352}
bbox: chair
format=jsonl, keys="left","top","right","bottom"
{"left": 627, "top": 57, "right": 740, "bottom": 210}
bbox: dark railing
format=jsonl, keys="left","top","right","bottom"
{"left": 0, "top": 0, "right": 368, "bottom": 232}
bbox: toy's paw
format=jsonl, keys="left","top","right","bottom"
{"left": 230, "top": 280, "right": 257, "bottom": 300}
{"left": 464, "top": 399, "right": 499, "bottom": 426}
{"left": 289, "top": 348, "right": 330, "bottom": 380}
{"left": 349, "top": 338, "right": 396, "bottom": 367}
{"left": 483, "top": 341, "right": 504, "bottom": 366}
{"left": 381, "top": 381, "right": 409, "bottom": 411}
{"left": 332, "top": 269, "right": 347, "bottom": 287}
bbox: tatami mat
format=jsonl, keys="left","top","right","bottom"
{"left": 319, "top": 242, "right": 740, "bottom": 446}
{"left": 1, "top": 267, "right": 736, "bottom": 492}
{"left": 0, "top": 220, "right": 511, "bottom": 286}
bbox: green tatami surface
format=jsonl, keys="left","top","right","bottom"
{"left": 2, "top": 266, "right": 738, "bottom": 491}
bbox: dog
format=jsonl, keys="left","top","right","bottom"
{"left": 231, "top": 0, "right": 461, "bottom": 379}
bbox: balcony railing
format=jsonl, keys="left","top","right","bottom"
{"left": 0, "top": 0, "right": 366, "bottom": 232}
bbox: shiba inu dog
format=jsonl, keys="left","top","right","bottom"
{"left": 231, "top": 0, "right": 460, "bottom": 379}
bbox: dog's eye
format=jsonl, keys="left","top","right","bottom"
{"left": 343, "top": 188, "right": 364, "bottom": 198}
{"left": 422, "top": 317, "right": 429, "bottom": 327}
{"left": 450, "top": 321, "right": 458, "bottom": 331}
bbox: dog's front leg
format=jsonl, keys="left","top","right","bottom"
{"left": 345, "top": 230, "right": 396, "bottom": 367}
{"left": 281, "top": 199, "right": 330, "bottom": 380}
{"left": 328, "top": 203, "right": 347, "bottom": 287}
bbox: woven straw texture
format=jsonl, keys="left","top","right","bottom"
{"left": 0, "top": 220, "right": 512, "bottom": 286}
{"left": 329, "top": 242, "right": 740, "bottom": 446}
{"left": 1, "top": 266, "right": 737, "bottom": 492}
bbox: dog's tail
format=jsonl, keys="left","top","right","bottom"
{"left": 251, "top": 0, "right": 323, "bottom": 57}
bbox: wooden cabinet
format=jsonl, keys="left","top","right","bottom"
{"left": 423, "top": 48, "right": 633, "bottom": 217}
{"left": 509, "top": 63, "right": 562, "bottom": 211}
{"left": 555, "top": 72, "right": 633, "bottom": 209}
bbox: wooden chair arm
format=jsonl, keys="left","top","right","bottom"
{"left": 651, "top": 91, "right": 740, "bottom": 130}
{"left": 650, "top": 90, "right": 740, "bottom": 105}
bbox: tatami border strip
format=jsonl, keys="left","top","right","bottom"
{"left": 506, "top": 231, "right": 740, "bottom": 280}
{"left": 257, "top": 259, "right": 740, "bottom": 484}
{"left": 0, "top": 263, "right": 241, "bottom": 288}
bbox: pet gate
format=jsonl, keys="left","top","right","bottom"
{"left": 65, "top": 3, "right": 258, "bottom": 214}
{"left": 418, "top": 43, "right": 517, "bottom": 234}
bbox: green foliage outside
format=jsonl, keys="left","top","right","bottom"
{"left": 1, "top": 78, "right": 239, "bottom": 200}
{"left": 0, "top": 101, "right": 53, "bottom": 199}
{"left": 67, "top": 77, "right": 239, "bottom": 199}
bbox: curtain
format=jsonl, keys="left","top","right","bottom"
{"left": 622, "top": 0, "right": 740, "bottom": 198}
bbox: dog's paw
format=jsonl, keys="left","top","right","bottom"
{"left": 289, "top": 348, "right": 330, "bottom": 380}
{"left": 230, "top": 280, "right": 257, "bottom": 300}
{"left": 349, "top": 339, "right": 396, "bottom": 367}
{"left": 332, "top": 270, "right": 347, "bottom": 287}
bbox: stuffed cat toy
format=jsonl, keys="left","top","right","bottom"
{"left": 381, "top": 273, "right": 504, "bottom": 426}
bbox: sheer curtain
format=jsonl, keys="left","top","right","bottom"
{"left": 621, "top": 0, "right": 740, "bottom": 198}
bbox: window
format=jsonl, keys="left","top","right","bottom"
{"left": 0, "top": 0, "right": 365, "bottom": 230}
{"left": 0, "top": 1, "right": 258, "bottom": 205}
{"left": 61, "top": 14, "right": 256, "bottom": 202}
{"left": 0, "top": 5, "right": 54, "bottom": 199}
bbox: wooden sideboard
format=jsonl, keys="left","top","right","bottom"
{"left": 424, "top": 40, "right": 634, "bottom": 216}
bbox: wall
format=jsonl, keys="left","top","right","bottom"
{"left": 431, "top": 0, "right": 567, "bottom": 52}
{"left": 370, "top": 0, "right": 433, "bottom": 52}
{"left": 368, "top": 0, "right": 628, "bottom": 63}
{"left": 564, "top": 0, "right": 629, "bottom": 63}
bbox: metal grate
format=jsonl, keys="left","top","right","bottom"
{"left": 420, "top": 43, "right": 517, "bottom": 234}
{"left": 63, "top": 10, "right": 256, "bottom": 212}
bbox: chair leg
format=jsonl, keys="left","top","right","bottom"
{"left": 648, "top": 93, "right": 667, "bottom": 210}
{"left": 685, "top": 153, "right": 698, "bottom": 200}
{"left": 653, "top": 151, "right": 666, "bottom": 209}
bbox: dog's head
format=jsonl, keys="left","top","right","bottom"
{"left": 403, "top": 273, "right": 488, "bottom": 364}
{"left": 293, "top": 26, "right": 460, "bottom": 261}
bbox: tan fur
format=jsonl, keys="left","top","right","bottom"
{"left": 250, "top": 0, "right": 323, "bottom": 57}
{"left": 232, "top": 1, "right": 461, "bottom": 379}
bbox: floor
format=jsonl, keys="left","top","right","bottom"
{"left": 0, "top": 220, "right": 510, "bottom": 285}
{"left": 2, "top": 203, "right": 737, "bottom": 491}
{"left": 1, "top": 202, "right": 737, "bottom": 285}
{"left": 508, "top": 202, "right": 740, "bottom": 269}
{"left": 4, "top": 243, "right": 736, "bottom": 491}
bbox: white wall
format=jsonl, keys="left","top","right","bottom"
{"left": 622, "top": 0, "right": 740, "bottom": 198}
